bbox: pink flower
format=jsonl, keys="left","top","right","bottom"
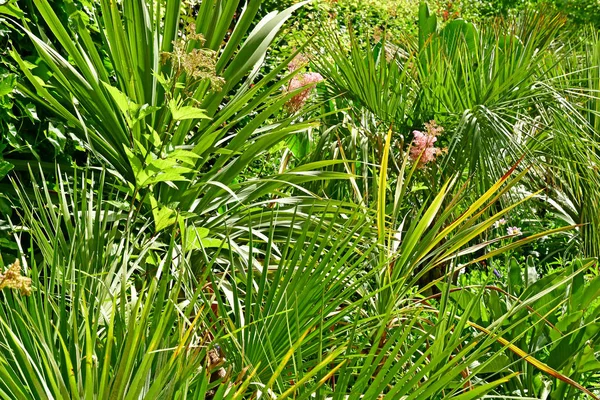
{"left": 285, "top": 72, "right": 324, "bottom": 113}
{"left": 507, "top": 226, "right": 522, "bottom": 236}
{"left": 409, "top": 121, "right": 445, "bottom": 167}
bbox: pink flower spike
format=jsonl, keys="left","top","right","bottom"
{"left": 409, "top": 121, "right": 445, "bottom": 168}
{"left": 285, "top": 72, "right": 324, "bottom": 113}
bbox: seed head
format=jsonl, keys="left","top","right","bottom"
{"left": 0, "top": 259, "right": 32, "bottom": 296}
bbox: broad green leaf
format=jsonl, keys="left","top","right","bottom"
{"left": 0, "top": 74, "right": 15, "bottom": 97}
{"left": 508, "top": 257, "right": 523, "bottom": 295}
{"left": 168, "top": 99, "right": 210, "bottom": 121}
{"left": 149, "top": 195, "right": 178, "bottom": 232}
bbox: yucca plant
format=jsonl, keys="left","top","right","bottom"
{"left": 0, "top": 168, "right": 365, "bottom": 399}
{"left": 8, "top": 0, "right": 348, "bottom": 240}
{"left": 323, "top": 131, "right": 599, "bottom": 399}
{"left": 0, "top": 169, "right": 239, "bottom": 399}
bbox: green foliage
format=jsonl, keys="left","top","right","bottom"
{"left": 8, "top": 0, "right": 342, "bottom": 243}
{"left": 0, "top": 170, "right": 257, "bottom": 398}
{"left": 452, "top": 257, "right": 600, "bottom": 399}
{"left": 0, "top": 164, "right": 589, "bottom": 398}
{"left": 314, "top": 2, "right": 600, "bottom": 257}
{"left": 2, "top": 0, "right": 600, "bottom": 398}
{"left": 461, "top": 0, "right": 600, "bottom": 26}
{"left": 261, "top": 0, "right": 419, "bottom": 37}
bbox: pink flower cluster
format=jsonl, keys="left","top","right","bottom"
{"left": 285, "top": 72, "right": 324, "bottom": 113}
{"left": 409, "top": 121, "right": 446, "bottom": 167}
{"left": 284, "top": 53, "right": 323, "bottom": 113}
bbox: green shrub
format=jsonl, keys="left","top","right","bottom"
{"left": 461, "top": 0, "right": 600, "bottom": 26}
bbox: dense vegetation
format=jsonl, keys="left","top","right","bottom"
{"left": 2, "top": 0, "right": 600, "bottom": 398}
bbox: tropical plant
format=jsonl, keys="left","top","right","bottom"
{"left": 2, "top": 159, "right": 596, "bottom": 399}
{"left": 7, "top": 0, "right": 343, "bottom": 238}
{"left": 0, "top": 167, "right": 366, "bottom": 399}
{"left": 312, "top": 2, "right": 600, "bottom": 258}
{"left": 0, "top": 169, "right": 232, "bottom": 399}
{"left": 3, "top": 0, "right": 600, "bottom": 399}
